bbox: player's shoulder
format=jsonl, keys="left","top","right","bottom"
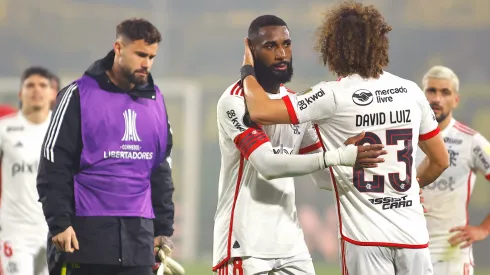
{"left": 449, "top": 119, "right": 479, "bottom": 138}
{"left": 217, "top": 81, "right": 247, "bottom": 113}
{"left": 221, "top": 80, "right": 243, "bottom": 98}
{"left": 0, "top": 112, "right": 22, "bottom": 134}
{"left": 381, "top": 71, "right": 423, "bottom": 93}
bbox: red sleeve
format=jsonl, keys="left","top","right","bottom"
{"left": 281, "top": 96, "right": 299, "bottom": 125}
{"left": 419, "top": 127, "right": 440, "bottom": 141}
{"left": 299, "top": 142, "right": 323, "bottom": 154}
{"left": 233, "top": 127, "right": 270, "bottom": 159}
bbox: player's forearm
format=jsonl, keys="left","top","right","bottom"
{"left": 242, "top": 76, "right": 291, "bottom": 125}
{"left": 249, "top": 145, "right": 326, "bottom": 180}
{"left": 416, "top": 158, "right": 447, "bottom": 187}
{"left": 37, "top": 160, "right": 75, "bottom": 235}
{"left": 479, "top": 214, "right": 490, "bottom": 236}
{"left": 151, "top": 158, "right": 175, "bottom": 237}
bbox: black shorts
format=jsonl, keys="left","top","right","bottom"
{"left": 51, "top": 263, "right": 152, "bottom": 275}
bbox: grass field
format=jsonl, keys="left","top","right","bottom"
{"left": 181, "top": 262, "right": 490, "bottom": 274}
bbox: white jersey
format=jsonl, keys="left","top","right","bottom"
{"left": 213, "top": 82, "right": 326, "bottom": 269}
{"left": 0, "top": 112, "right": 51, "bottom": 240}
{"left": 415, "top": 118, "right": 490, "bottom": 262}
{"left": 282, "top": 72, "right": 440, "bottom": 247}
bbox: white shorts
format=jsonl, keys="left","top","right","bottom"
{"left": 214, "top": 253, "right": 315, "bottom": 275}
{"left": 341, "top": 240, "right": 433, "bottom": 275}
{"left": 432, "top": 260, "right": 473, "bottom": 275}
{"left": 0, "top": 238, "right": 48, "bottom": 275}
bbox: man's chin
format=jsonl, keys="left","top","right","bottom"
{"left": 270, "top": 71, "right": 290, "bottom": 83}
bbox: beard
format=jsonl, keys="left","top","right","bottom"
{"left": 254, "top": 56, "right": 293, "bottom": 86}
{"left": 435, "top": 111, "right": 450, "bottom": 123}
{"left": 430, "top": 104, "right": 450, "bottom": 123}
{"left": 121, "top": 65, "right": 148, "bottom": 86}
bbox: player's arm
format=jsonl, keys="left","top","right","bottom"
{"left": 37, "top": 83, "right": 81, "bottom": 236}
{"left": 243, "top": 77, "right": 336, "bottom": 126}
{"left": 416, "top": 92, "right": 449, "bottom": 187}
{"left": 298, "top": 123, "right": 333, "bottom": 190}
{"left": 151, "top": 109, "right": 175, "bottom": 238}
{"left": 219, "top": 96, "right": 381, "bottom": 180}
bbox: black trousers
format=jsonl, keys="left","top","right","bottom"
{"left": 51, "top": 263, "right": 152, "bottom": 275}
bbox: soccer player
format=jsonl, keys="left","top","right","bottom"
{"left": 213, "top": 15, "right": 387, "bottom": 275}
{"left": 0, "top": 105, "right": 16, "bottom": 205}
{"left": 37, "top": 19, "right": 175, "bottom": 275}
{"left": 415, "top": 66, "right": 490, "bottom": 275}
{"left": 240, "top": 2, "right": 451, "bottom": 275}
{"left": 0, "top": 67, "right": 56, "bottom": 275}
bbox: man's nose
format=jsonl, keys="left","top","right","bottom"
{"left": 275, "top": 47, "right": 286, "bottom": 59}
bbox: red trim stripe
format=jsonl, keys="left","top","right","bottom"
{"left": 280, "top": 84, "right": 295, "bottom": 94}
{"left": 281, "top": 95, "right": 299, "bottom": 124}
{"left": 341, "top": 239, "right": 348, "bottom": 275}
{"left": 230, "top": 82, "right": 240, "bottom": 95}
{"left": 486, "top": 174, "right": 490, "bottom": 181}
{"left": 212, "top": 156, "right": 245, "bottom": 271}
{"left": 454, "top": 122, "right": 476, "bottom": 136}
{"left": 419, "top": 127, "right": 440, "bottom": 141}
{"left": 299, "top": 141, "right": 323, "bottom": 154}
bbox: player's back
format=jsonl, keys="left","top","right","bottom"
{"left": 310, "top": 72, "right": 438, "bottom": 247}
{"left": 213, "top": 82, "right": 310, "bottom": 269}
{"left": 0, "top": 112, "right": 50, "bottom": 240}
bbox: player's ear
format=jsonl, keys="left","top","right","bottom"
{"left": 453, "top": 93, "right": 460, "bottom": 108}
{"left": 114, "top": 40, "right": 122, "bottom": 55}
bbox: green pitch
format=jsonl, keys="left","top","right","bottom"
{"left": 182, "top": 262, "right": 490, "bottom": 274}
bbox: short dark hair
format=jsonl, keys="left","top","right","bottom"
{"left": 248, "top": 15, "right": 288, "bottom": 40}
{"left": 20, "top": 66, "right": 52, "bottom": 84}
{"left": 116, "top": 18, "right": 162, "bottom": 44}
{"left": 315, "top": 1, "right": 392, "bottom": 79}
{"left": 50, "top": 73, "right": 61, "bottom": 89}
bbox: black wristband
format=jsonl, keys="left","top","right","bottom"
{"left": 240, "top": 65, "right": 255, "bottom": 83}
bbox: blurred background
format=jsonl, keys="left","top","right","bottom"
{"left": 0, "top": 0, "right": 489, "bottom": 274}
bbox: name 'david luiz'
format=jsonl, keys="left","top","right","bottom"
{"left": 356, "top": 109, "right": 411, "bottom": 127}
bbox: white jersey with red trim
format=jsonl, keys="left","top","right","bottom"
{"left": 0, "top": 112, "right": 50, "bottom": 241}
{"left": 415, "top": 118, "right": 490, "bottom": 262}
{"left": 213, "top": 82, "right": 325, "bottom": 269}
{"left": 281, "top": 71, "right": 440, "bottom": 247}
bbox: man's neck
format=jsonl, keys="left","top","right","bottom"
{"left": 257, "top": 79, "right": 281, "bottom": 94}
{"left": 107, "top": 63, "right": 134, "bottom": 91}
{"left": 438, "top": 115, "right": 453, "bottom": 131}
{"left": 22, "top": 108, "right": 50, "bottom": 124}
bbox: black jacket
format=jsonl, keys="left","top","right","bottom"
{"left": 37, "top": 51, "right": 174, "bottom": 267}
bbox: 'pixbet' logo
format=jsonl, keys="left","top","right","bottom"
{"left": 122, "top": 109, "right": 141, "bottom": 142}
{"left": 352, "top": 89, "right": 373, "bottom": 106}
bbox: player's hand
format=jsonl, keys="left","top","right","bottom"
{"left": 154, "top": 235, "right": 173, "bottom": 250}
{"left": 243, "top": 38, "right": 254, "bottom": 67}
{"left": 344, "top": 131, "right": 387, "bottom": 168}
{"left": 448, "top": 225, "right": 490, "bottom": 248}
{"left": 52, "top": 226, "right": 79, "bottom": 253}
